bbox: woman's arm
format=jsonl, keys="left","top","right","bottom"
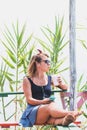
{"left": 57, "top": 76, "right": 68, "bottom": 90}
{"left": 23, "top": 77, "right": 51, "bottom": 105}
{"left": 51, "top": 75, "right": 68, "bottom": 90}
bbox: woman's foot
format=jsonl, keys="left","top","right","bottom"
{"left": 72, "top": 111, "right": 83, "bottom": 118}
{"left": 62, "top": 114, "right": 75, "bottom": 126}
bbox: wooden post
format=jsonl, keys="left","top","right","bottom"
{"left": 69, "top": 0, "right": 77, "bottom": 110}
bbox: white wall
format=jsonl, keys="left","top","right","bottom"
{"left": 0, "top": 0, "right": 87, "bottom": 84}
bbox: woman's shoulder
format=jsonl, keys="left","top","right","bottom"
{"left": 23, "top": 75, "right": 30, "bottom": 80}
{"left": 23, "top": 76, "right": 28, "bottom": 80}
{"left": 23, "top": 76, "right": 30, "bottom": 84}
{"left": 22, "top": 76, "right": 32, "bottom": 88}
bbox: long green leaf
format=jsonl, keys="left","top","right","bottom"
{"left": 2, "top": 57, "right": 15, "bottom": 69}
{"left": 4, "top": 24, "right": 15, "bottom": 42}
{"left": 19, "top": 33, "right": 33, "bottom": 53}
{"left": 7, "top": 50, "right": 16, "bottom": 63}
{"left": 18, "top": 23, "right": 26, "bottom": 47}
{"left": 2, "top": 31, "right": 16, "bottom": 52}
{"left": 36, "top": 38, "right": 52, "bottom": 53}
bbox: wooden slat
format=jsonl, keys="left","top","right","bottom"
{"left": 56, "top": 126, "right": 69, "bottom": 130}
{"left": 0, "top": 122, "right": 19, "bottom": 128}
{"left": 56, "top": 123, "right": 81, "bottom": 130}
{"left": 0, "top": 122, "right": 81, "bottom": 129}
{"left": 0, "top": 89, "right": 67, "bottom": 97}
{"left": 60, "top": 91, "right": 87, "bottom": 109}
{"left": 0, "top": 92, "right": 24, "bottom": 97}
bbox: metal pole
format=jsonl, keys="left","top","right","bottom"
{"left": 69, "top": 0, "right": 77, "bottom": 110}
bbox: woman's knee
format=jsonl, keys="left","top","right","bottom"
{"left": 38, "top": 104, "right": 50, "bottom": 114}
{"left": 43, "top": 103, "right": 57, "bottom": 114}
{"left": 35, "top": 105, "right": 51, "bottom": 124}
{"left": 36, "top": 103, "right": 56, "bottom": 121}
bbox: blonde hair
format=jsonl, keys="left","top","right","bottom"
{"left": 27, "top": 50, "right": 49, "bottom": 78}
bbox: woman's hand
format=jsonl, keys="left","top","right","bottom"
{"left": 42, "top": 98, "right": 52, "bottom": 104}
{"left": 52, "top": 75, "right": 68, "bottom": 90}
{"left": 57, "top": 76, "right": 68, "bottom": 90}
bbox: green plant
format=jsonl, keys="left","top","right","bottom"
{"left": 0, "top": 21, "right": 34, "bottom": 122}
{"left": 0, "top": 63, "right": 13, "bottom": 120}
{"left": 36, "top": 16, "right": 68, "bottom": 75}
{"left": 0, "top": 63, "right": 9, "bottom": 91}
{"left": 77, "top": 74, "right": 87, "bottom": 92}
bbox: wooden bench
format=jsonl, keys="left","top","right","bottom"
{"left": 0, "top": 122, "right": 81, "bottom": 129}
{"left": 0, "top": 90, "right": 84, "bottom": 129}
{"left": 0, "top": 89, "right": 66, "bottom": 97}
{"left": 0, "top": 122, "right": 19, "bottom": 128}
{"left": 56, "top": 123, "right": 81, "bottom": 130}
{"left": 0, "top": 91, "right": 24, "bottom": 97}
{"left": 60, "top": 91, "right": 87, "bottom": 109}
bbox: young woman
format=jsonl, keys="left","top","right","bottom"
{"left": 19, "top": 50, "right": 82, "bottom": 127}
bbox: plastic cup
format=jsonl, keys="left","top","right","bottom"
{"left": 52, "top": 75, "right": 59, "bottom": 86}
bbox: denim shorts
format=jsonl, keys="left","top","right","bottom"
{"left": 19, "top": 104, "right": 40, "bottom": 127}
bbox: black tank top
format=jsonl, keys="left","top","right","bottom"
{"left": 27, "top": 76, "right": 52, "bottom": 100}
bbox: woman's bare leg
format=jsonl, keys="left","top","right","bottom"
{"left": 46, "top": 117, "right": 63, "bottom": 125}
{"left": 35, "top": 104, "right": 50, "bottom": 125}
{"left": 35, "top": 102, "right": 82, "bottom": 125}
{"left": 46, "top": 102, "right": 82, "bottom": 118}
{"left": 35, "top": 103, "right": 69, "bottom": 125}
{"left": 47, "top": 114, "right": 75, "bottom": 126}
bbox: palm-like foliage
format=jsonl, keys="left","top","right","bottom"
{"left": 79, "top": 39, "right": 87, "bottom": 91}
{"left": 0, "top": 63, "right": 9, "bottom": 91}
{"left": 0, "top": 62, "right": 17, "bottom": 121}
{"left": 80, "top": 39, "right": 87, "bottom": 50}
{"left": 36, "top": 16, "right": 68, "bottom": 75}
{"left": 77, "top": 74, "right": 87, "bottom": 92}
{"left": 0, "top": 21, "right": 35, "bottom": 122}
{"left": 0, "top": 21, "right": 34, "bottom": 90}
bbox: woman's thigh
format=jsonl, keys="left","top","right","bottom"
{"left": 35, "top": 104, "right": 50, "bottom": 125}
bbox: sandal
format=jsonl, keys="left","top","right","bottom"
{"left": 62, "top": 114, "right": 75, "bottom": 126}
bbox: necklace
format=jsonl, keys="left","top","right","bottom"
{"left": 32, "top": 77, "right": 48, "bottom": 86}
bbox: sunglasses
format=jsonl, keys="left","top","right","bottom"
{"left": 41, "top": 60, "right": 50, "bottom": 65}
